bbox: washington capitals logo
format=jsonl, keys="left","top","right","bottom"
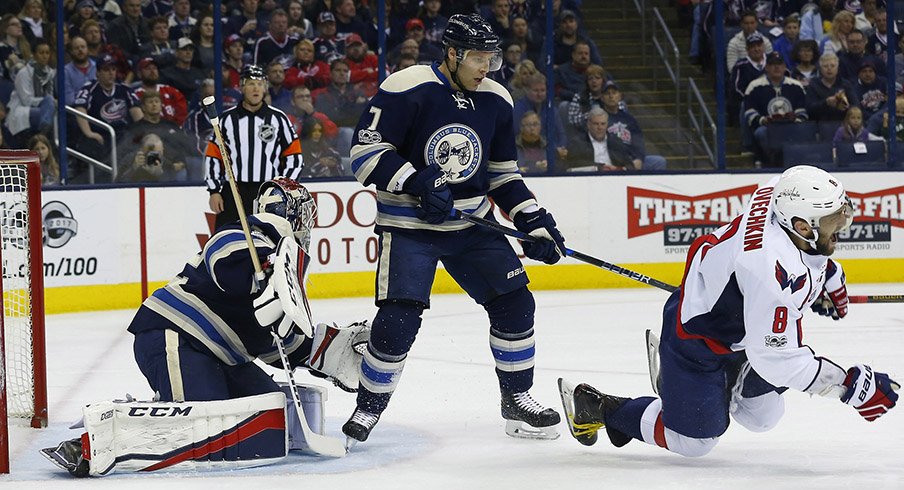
{"left": 775, "top": 260, "right": 807, "bottom": 292}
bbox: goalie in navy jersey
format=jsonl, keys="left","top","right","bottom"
{"left": 559, "top": 166, "right": 899, "bottom": 457}
{"left": 343, "top": 14, "right": 566, "bottom": 443}
{"left": 42, "top": 178, "right": 370, "bottom": 476}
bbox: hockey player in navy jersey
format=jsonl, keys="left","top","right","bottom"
{"left": 559, "top": 166, "right": 899, "bottom": 457}
{"left": 343, "top": 13, "right": 566, "bottom": 443}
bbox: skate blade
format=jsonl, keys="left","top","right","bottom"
{"left": 504, "top": 420, "right": 560, "bottom": 440}
{"left": 40, "top": 446, "right": 76, "bottom": 472}
{"left": 345, "top": 437, "right": 359, "bottom": 451}
{"left": 557, "top": 378, "right": 583, "bottom": 440}
{"left": 645, "top": 329, "right": 661, "bottom": 396}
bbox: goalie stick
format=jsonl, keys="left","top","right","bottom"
{"left": 454, "top": 210, "right": 894, "bottom": 304}
{"left": 202, "top": 97, "right": 347, "bottom": 458}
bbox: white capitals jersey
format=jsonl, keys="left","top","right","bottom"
{"left": 677, "top": 176, "right": 846, "bottom": 395}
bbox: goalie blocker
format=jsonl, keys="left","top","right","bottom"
{"left": 41, "top": 385, "right": 330, "bottom": 477}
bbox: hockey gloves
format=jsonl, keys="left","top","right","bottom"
{"left": 513, "top": 208, "right": 566, "bottom": 265}
{"left": 841, "top": 364, "right": 900, "bottom": 422}
{"left": 252, "top": 278, "right": 294, "bottom": 338}
{"left": 402, "top": 166, "right": 453, "bottom": 224}
{"left": 811, "top": 259, "right": 848, "bottom": 320}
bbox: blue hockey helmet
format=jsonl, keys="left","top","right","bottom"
{"left": 443, "top": 14, "right": 501, "bottom": 52}
{"left": 442, "top": 14, "right": 503, "bottom": 71}
{"left": 255, "top": 177, "right": 316, "bottom": 248}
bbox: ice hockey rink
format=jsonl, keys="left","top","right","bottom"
{"left": 3, "top": 286, "right": 903, "bottom": 489}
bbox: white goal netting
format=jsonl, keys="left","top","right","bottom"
{"left": 0, "top": 160, "right": 38, "bottom": 420}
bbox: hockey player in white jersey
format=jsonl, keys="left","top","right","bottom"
{"left": 559, "top": 165, "right": 899, "bottom": 457}
{"left": 41, "top": 177, "right": 369, "bottom": 476}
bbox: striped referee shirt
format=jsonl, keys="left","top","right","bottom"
{"left": 204, "top": 103, "right": 304, "bottom": 193}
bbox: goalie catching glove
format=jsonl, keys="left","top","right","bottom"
{"left": 841, "top": 364, "right": 900, "bottom": 422}
{"left": 811, "top": 259, "right": 848, "bottom": 320}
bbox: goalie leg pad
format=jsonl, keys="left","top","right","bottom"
{"left": 75, "top": 392, "right": 288, "bottom": 476}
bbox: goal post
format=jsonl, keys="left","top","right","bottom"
{"left": 0, "top": 150, "right": 48, "bottom": 473}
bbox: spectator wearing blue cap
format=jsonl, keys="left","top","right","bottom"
{"left": 726, "top": 10, "right": 773, "bottom": 73}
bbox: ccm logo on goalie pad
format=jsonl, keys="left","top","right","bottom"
{"left": 128, "top": 406, "right": 193, "bottom": 417}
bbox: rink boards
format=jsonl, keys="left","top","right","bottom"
{"left": 37, "top": 172, "right": 904, "bottom": 313}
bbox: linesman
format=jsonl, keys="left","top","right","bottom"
{"left": 204, "top": 64, "right": 304, "bottom": 229}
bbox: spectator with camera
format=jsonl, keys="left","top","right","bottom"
{"left": 119, "top": 132, "right": 186, "bottom": 183}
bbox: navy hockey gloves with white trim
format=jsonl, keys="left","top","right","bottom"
{"left": 513, "top": 208, "right": 566, "bottom": 265}
{"left": 811, "top": 259, "right": 848, "bottom": 320}
{"left": 841, "top": 364, "right": 900, "bottom": 422}
{"left": 403, "top": 166, "right": 454, "bottom": 224}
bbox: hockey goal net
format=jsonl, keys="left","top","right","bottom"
{"left": 0, "top": 150, "right": 47, "bottom": 472}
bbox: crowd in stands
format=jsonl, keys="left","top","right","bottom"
{"left": 1, "top": 1, "right": 900, "bottom": 183}
{"left": 0, "top": 0, "right": 678, "bottom": 185}
{"left": 687, "top": 0, "right": 903, "bottom": 167}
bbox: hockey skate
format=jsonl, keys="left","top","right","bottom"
{"left": 501, "top": 391, "right": 561, "bottom": 440}
{"left": 645, "top": 329, "right": 662, "bottom": 395}
{"left": 557, "top": 378, "right": 632, "bottom": 448}
{"left": 342, "top": 407, "right": 381, "bottom": 447}
{"left": 41, "top": 437, "right": 89, "bottom": 477}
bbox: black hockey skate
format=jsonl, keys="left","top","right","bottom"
{"left": 501, "top": 391, "right": 561, "bottom": 440}
{"left": 40, "top": 437, "right": 89, "bottom": 477}
{"left": 558, "top": 378, "right": 632, "bottom": 448}
{"left": 342, "top": 407, "right": 381, "bottom": 444}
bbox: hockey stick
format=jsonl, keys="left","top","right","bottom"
{"left": 453, "top": 210, "right": 679, "bottom": 293}
{"left": 202, "top": 97, "right": 347, "bottom": 458}
{"left": 202, "top": 97, "right": 264, "bottom": 281}
{"left": 454, "top": 210, "right": 894, "bottom": 304}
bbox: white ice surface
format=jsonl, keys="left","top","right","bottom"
{"left": 3, "top": 286, "right": 903, "bottom": 489}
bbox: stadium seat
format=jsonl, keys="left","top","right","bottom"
{"left": 782, "top": 142, "right": 835, "bottom": 169}
{"left": 0, "top": 79, "right": 14, "bottom": 107}
{"left": 817, "top": 121, "right": 841, "bottom": 142}
{"left": 766, "top": 121, "right": 818, "bottom": 152}
{"left": 835, "top": 141, "right": 887, "bottom": 168}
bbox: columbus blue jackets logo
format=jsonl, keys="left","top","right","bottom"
{"left": 775, "top": 260, "right": 807, "bottom": 292}
{"left": 767, "top": 96, "right": 793, "bottom": 116}
{"left": 424, "top": 124, "right": 482, "bottom": 183}
{"left": 101, "top": 99, "right": 128, "bottom": 123}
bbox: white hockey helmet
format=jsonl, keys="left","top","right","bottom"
{"left": 254, "top": 177, "right": 317, "bottom": 250}
{"left": 772, "top": 165, "right": 853, "bottom": 250}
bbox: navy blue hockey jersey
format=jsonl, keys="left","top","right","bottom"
{"left": 127, "top": 214, "right": 306, "bottom": 365}
{"left": 350, "top": 63, "right": 537, "bottom": 232}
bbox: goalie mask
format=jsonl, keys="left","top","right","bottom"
{"left": 255, "top": 177, "right": 316, "bottom": 251}
{"left": 772, "top": 165, "right": 853, "bottom": 253}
